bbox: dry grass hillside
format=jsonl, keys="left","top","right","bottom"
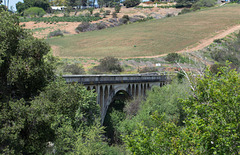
{"left": 47, "top": 4, "right": 240, "bottom": 58}
{"left": 21, "top": 7, "right": 181, "bottom": 39}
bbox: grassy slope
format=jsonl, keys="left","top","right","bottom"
{"left": 47, "top": 4, "right": 240, "bottom": 58}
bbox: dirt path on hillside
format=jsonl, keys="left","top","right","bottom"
{"left": 125, "top": 24, "right": 240, "bottom": 59}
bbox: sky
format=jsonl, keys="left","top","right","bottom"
{"left": 2, "top": 0, "right": 23, "bottom": 11}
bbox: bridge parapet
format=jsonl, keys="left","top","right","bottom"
{"left": 63, "top": 74, "right": 167, "bottom": 85}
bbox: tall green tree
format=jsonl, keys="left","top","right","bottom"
{"left": 0, "top": 10, "right": 55, "bottom": 100}
{"left": 16, "top": 0, "right": 50, "bottom": 13}
{"left": 0, "top": 9, "right": 103, "bottom": 154}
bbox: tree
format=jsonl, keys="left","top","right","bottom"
{"left": 181, "top": 65, "right": 240, "bottom": 154}
{"left": 0, "top": 9, "right": 104, "bottom": 154}
{"left": 16, "top": 2, "right": 26, "bottom": 13}
{"left": 124, "top": 64, "right": 240, "bottom": 154}
{"left": 0, "top": 10, "right": 55, "bottom": 100}
{"left": 50, "top": 0, "right": 67, "bottom": 6}
{"left": 94, "top": 56, "right": 123, "bottom": 73}
{"left": 16, "top": 0, "right": 50, "bottom": 13}
{"left": 123, "top": 0, "right": 140, "bottom": 8}
{"left": 66, "top": 0, "right": 76, "bottom": 7}
{"left": 0, "top": 79, "right": 99, "bottom": 154}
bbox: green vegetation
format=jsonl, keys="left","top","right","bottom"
{"left": 0, "top": 9, "right": 119, "bottom": 154}
{"left": 16, "top": 0, "right": 50, "bottom": 14}
{"left": 123, "top": 0, "right": 141, "bottom": 8}
{"left": 48, "top": 4, "right": 240, "bottom": 58}
{"left": 63, "top": 63, "right": 86, "bottom": 74}
{"left": 138, "top": 66, "right": 158, "bottom": 73}
{"left": 1, "top": 3, "right": 240, "bottom": 154}
{"left": 89, "top": 56, "right": 123, "bottom": 74}
{"left": 20, "top": 15, "right": 102, "bottom": 23}
{"left": 24, "top": 7, "right": 46, "bottom": 17}
{"left": 206, "top": 31, "right": 240, "bottom": 69}
{"left": 135, "top": 6, "right": 154, "bottom": 8}
{"left": 48, "top": 29, "right": 64, "bottom": 38}
{"left": 176, "top": 0, "right": 216, "bottom": 8}
{"left": 124, "top": 65, "right": 240, "bottom": 154}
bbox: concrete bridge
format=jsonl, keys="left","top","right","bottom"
{"left": 63, "top": 73, "right": 170, "bottom": 123}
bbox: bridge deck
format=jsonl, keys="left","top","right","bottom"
{"left": 63, "top": 74, "right": 167, "bottom": 85}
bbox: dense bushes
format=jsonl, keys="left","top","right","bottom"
{"left": 90, "top": 56, "right": 123, "bottom": 74}
{"left": 115, "top": 5, "right": 121, "bottom": 13}
{"left": 75, "top": 21, "right": 108, "bottom": 33}
{"left": 112, "top": 12, "right": 118, "bottom": 18}
{"left": 105, "top": 10, "right": 111, "bottom": 15}
{"left": 209, "top": 31, "right": 240, "bottom": 68}
{"left": 63, "top": 63, "right": 85, "bottom": 74}
{"left": 24, "top": 7, "right": 46, "bottom": 17}
{"left": 124, "top": 65, "right": 240, "bottom": 154}
{"left": 123, "top": 0, "right": 141, "bottom": 8}
{"left": 20, "top": 16, "right": 102, "bottom": 23}
{"left": 48, "top": 29, "right": 64, "bottom": 38}
{"left": 193, "top": 0, "right": 216, "bottom": 8}
{"left": 118, "top": 80, "right": 190, "bottom": 138}
{"left": 138, "top": 66, "right": 158, "bottom": 73}
{"left": 75, "top": 22, "right": 91, "bottom": 32}
{"left": 177, "top": 0, "right": 216, "bottom": 13}
{"left": 164, "top": 53, "right": 190, "bottom": 63}
{"left": 165, "top": 53, "right": 180, "bottom": 62}
{"left": 75, "top": 16, "right": 153, "bottom": 33}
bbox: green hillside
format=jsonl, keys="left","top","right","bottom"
{"left": 47, "top": 4, "right": 240, "bottom": 58}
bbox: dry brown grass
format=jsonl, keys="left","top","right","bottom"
{"left": 47, "top": 4, "right": 240, "bottom": 58}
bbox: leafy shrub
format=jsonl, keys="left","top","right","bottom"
{"left": 63, "top": 63, "right": 85, "bottom": 75}
{"left": 120, "top": 15, "right": 130, "bottom": 24}
{"left": 94, "top": 12, "right": 100, "bottom": 17}
{"left": 115, "top": 5, "right": 121, "bottom": 13}
{"left": 165, "top": 53, "right": 180, "bottom": 63}
{"left": 123, "top": 0, "right": 141, "bottom": 8}
{"left": 103, "top": 12, "right": 107, "bottom": 18}
{"left": 91, "top": 56, "right": 123, "bottom": 73}
{"left": 105, "top": 10, "right": 111, "bottom": 15}
{"left": 178, "top": 8, "right": 192, "bottom": 15}
{"left": 193, "top": 0, "right": 216, "bottom": 8}
{"left": 48, "top": 29, "right": 64, "bottom": 38}
{"left": 100, "top": 8, "right": 104, "bottom": 13}
{"left": 88, "top": 8, "right": 94, "bottom": 15}
{"left": 75, "top": 22, "right": 90, "bottom": 33}
{"left": 112, "top": 12, "right": 118, "bottom": 18}
{"left": 64, "top": 12, "right": 70, "bottom": 17}
{"left": 165, "top": 13, "right": 174, "bottom": 18}
{"left": 122, "top": 15, "right": 130, "bottom": 21}
{"left": 213, "top": 38, "right": 222, "bottom": 43}
{"left": 210, "top": 63, "right": 225, "bottom": 74}
{"left": 84, "top": 12, "right": 91, "bottom": 17}
{"left": 210, "top": 49, "right": 239, "bottom": 66}
{"left": 24, "top": 7, "right": 46, "bottom": 17}
{"left": 138, "top": 66, "right": 158, "bottom": 73}
{"left": 97, "top": 22, "right": 107, "bottom": 30}
{"left": 124, "top": 98, "right": 142, "bottom": 119}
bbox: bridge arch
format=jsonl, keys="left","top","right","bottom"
{"left": 62, "top": 73, "right": 169, "bottom": 123}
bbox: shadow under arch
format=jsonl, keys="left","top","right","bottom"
{"left": 103, "top": 90, "right": 131, "bottom": 145}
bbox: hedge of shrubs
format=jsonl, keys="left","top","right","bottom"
{"left": 20, "top": 16, "right": 102, "bottom": 23}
